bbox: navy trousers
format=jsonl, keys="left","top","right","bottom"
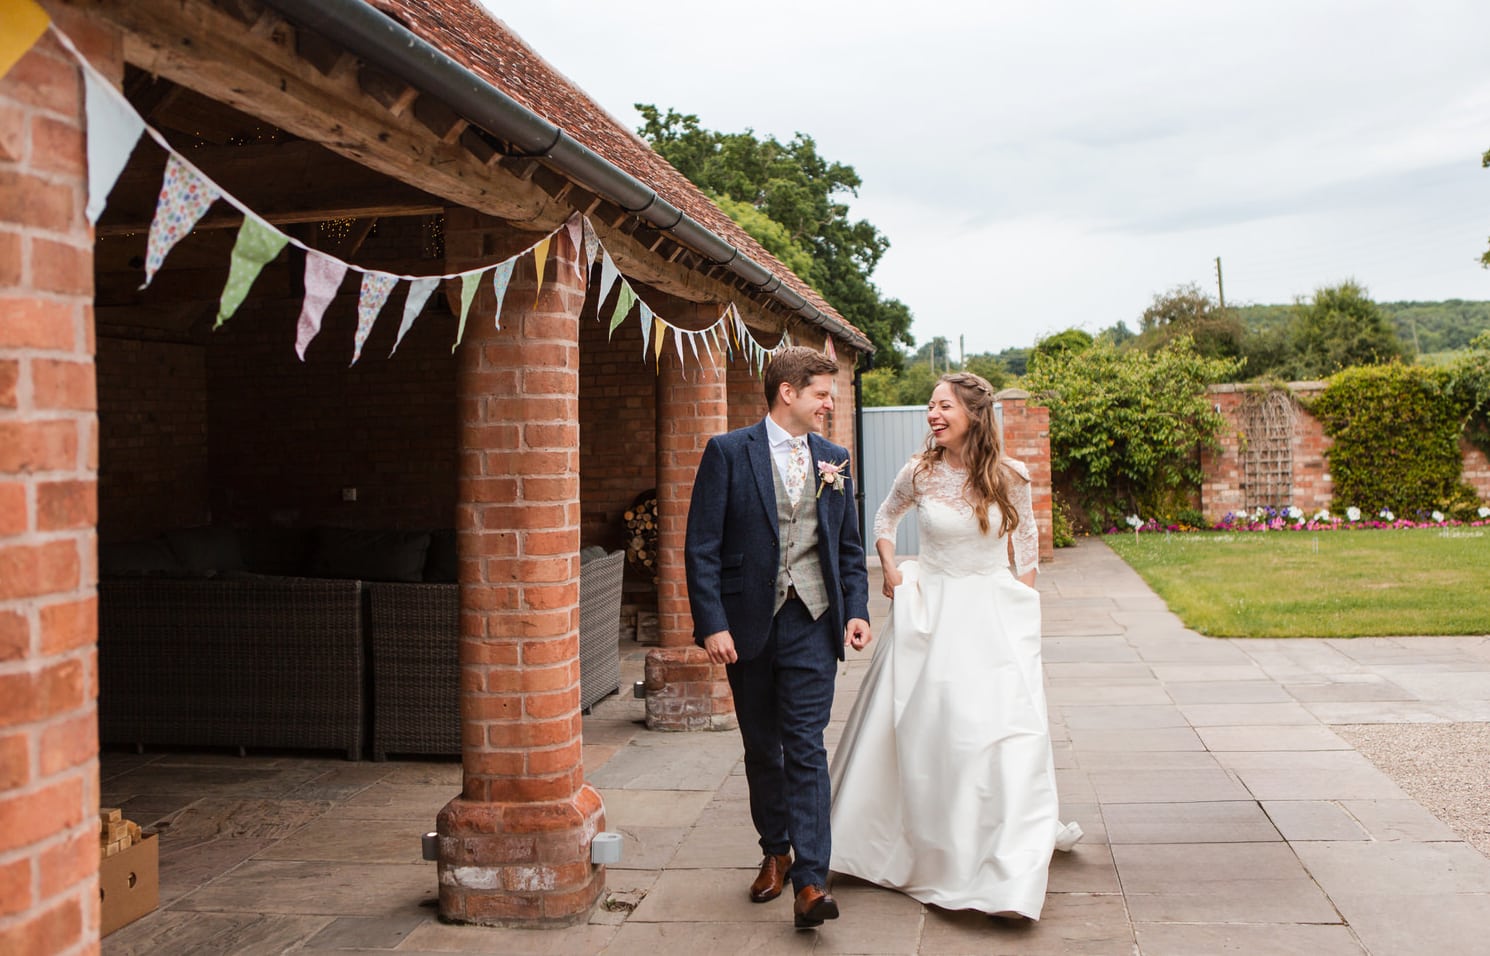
{"left": 726, "top": 596, "right": 838, "bottom": 893}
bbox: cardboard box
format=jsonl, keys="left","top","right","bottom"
{"left": 99, "top": 831, "right": 158, "bottom": 936}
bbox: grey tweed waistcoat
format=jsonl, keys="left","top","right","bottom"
{"left": 771, "top": 458, "right": 829, "bottom": 621}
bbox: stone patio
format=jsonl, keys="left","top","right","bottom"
{"left": 100, "top": 539, "right": 1490, "bottom": 954}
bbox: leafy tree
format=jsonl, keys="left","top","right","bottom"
{"left": 1030, "top": 328, "right": 1094, "bottom": 367}
{"left": 964, "top": 354, "right": 1011, "bottom": 390}
{"left": 1023, "top": 336, "right": 1241, "bottom": 528}
{"left": 1096, "top": 320, "right": 1136, "bottom": 346}
{"left": 1134, "top": 283, "right": 1244, "bottom": 361}
{"left": 860, "top": 362, "right": 940, "bottom": 406}
{"left": 1483, "top": 146, "right": 1490, "bottom": 268}
{"left": 636, "top": 105, "right": 915, "bottom": 369}
{"left": 995, "top": 346, "right": 1031, "bottom": 377}
{"left": 1286, "top": 281, "right": 1405, "bottom": 378}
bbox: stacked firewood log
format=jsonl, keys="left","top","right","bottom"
{"left": 99, "top": 808, "right": 143, "bottom": 858}
{"left": 623, "top": 491, "right": 659, "bottom": 584}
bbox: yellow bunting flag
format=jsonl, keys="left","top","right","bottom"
{"left": 531, "top": 235, "right": 551, "bottom": 308}
{"left": 0, "top": 0, "right": 50, "bottom": 79}
{"left": 653, "top": 316, "right": 665, "bottom": 366}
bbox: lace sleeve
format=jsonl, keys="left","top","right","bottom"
{"left": 872, "top": 458, "right": 919, "bottom": 544}
{"left": 1005, "top": 459, "right": 1040, "bottom": 577}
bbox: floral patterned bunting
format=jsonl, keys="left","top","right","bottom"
{"left": 295, "top": 251, "right": 347, "bottom": 360}
{"left": 142, "top": 155, "right": 220, "bottom": 289}
{"left": 351, "top": 271, "right": 398, "bottom": 364}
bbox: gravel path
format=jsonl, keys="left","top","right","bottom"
{"left": 1334, "top": 722, "right": 1490, "bottom": 858}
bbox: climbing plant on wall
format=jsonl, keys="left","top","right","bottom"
{"left": 1309, "top": 362, "right": 1481, "bottom": 518}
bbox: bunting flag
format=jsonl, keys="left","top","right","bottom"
{"left": 564, "top": 215, "right": 585, "bottom": 281}
{"left": 390, "top": 276, "right": 439, "bottom": 356}
{"left": 608, "top": 281, "right": 636, "bottom": 339}
{"left": 216, "top": 216, "right": 288, "bottom": 327}
{"left": 596, "top": 250, "right": 620, "bottom": 314}
{"left": 531, "top": 236, "right": 552, "bottom": 308}
{"left": 294, "top": 251, "right": 347, "bottom": 360}
{"left": 453, "top": 270, "right": 482, "bottom": 350}
{"left": 0, "top": 0, "right": 49, "bottom": 80}
{"left": 581, "top": 217, "right": 601, "bottom": 273}
{"left": 83, "top": 70, "right": 144, "bottom": 223}
{"left": 489, "top": 259, "right": 515, "bottom": 329}
{"left": 50, "top": 15, "right": 823, "bottom": 376}
{"left": 351, "top": 271, "right": 398, "bottom": 364}
{"left": 141, "top": 155, "right": 220, "bottom": 288}
{"left": 824, "top": 336, "right": 837, "bottom": 362}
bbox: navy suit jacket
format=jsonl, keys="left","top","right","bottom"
{"left": 684, "top": 420, "right": 871, "bottom": 662}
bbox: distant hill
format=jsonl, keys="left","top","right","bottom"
{"left": 1235, "top": 299, "right": 1490, "bottom": 354}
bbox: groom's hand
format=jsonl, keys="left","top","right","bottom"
{"left": 845, "top": 618, "right": 872, "bottom": 652}
{"left": 703, "top": 630, "right": 738, "bottom": 664}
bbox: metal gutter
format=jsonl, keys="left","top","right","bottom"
{"left": 258, "top": 0, "right": 872, "bottom": 352}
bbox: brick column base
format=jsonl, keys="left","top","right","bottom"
{"left": 436, "top": 787, "right": 605, "bottom": 927}
{"left": 644, "top": 646, "right": 736, "bottom": 732}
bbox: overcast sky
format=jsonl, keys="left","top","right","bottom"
{"left": 484, "top": 1, "right": 1490, "bottom": 355}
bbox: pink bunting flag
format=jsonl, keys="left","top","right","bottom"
{"left": 351, "top": 271, "right": 398, "bottom": 365}
{"left": 565, "top": 215, "right": 585, "bottom": 280}
{"left": 824, "top": 336, "right": 837, "bottom": 362}
{"left": 295, "top": 251, "right": 348, "bottom": 361}
{"left": 141, "top": 155, "right": 220, "bottom": 288}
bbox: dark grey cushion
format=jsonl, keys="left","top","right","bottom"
{"left": 99, "top": 538, "right": 186, "bottom": 576}
{"left": 424, "top": 529, "right": 458, "bottom": 582}
{"left": 163, "top": 526, "right": 245, "bottom": 574}
{"left": 237, "top": 527, "right": 313, "bottom": 576}
{"left": 309, "top": 528, "right": 432, "bottom": 583}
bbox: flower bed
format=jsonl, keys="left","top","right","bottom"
{"left": 1108, "top": 504, "right": 1490, "bottom": 534}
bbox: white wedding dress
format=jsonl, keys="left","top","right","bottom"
{"left": 829, "top": 456, "right": 1080, "bottom": 919}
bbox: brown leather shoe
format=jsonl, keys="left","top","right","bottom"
{"left": 749, "top": 852, "right": 792, "bottom": 903}
{"left": 793, "top": 884, "right": 839, "bottom": 928}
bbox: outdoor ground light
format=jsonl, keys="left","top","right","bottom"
{"left": 590, "top": 831, "right": 623, "bottom": 864}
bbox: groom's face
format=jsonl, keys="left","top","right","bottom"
{"left": 780, "top": 373, "right": 836, "bottom": 436}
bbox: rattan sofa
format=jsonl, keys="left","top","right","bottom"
{"left": 98, "top": 577, "right": 366, "bottom": 759}
{"left": 97, "top": 530, "right": 626, "bottom": 761}
{"left": 367, "top": 548, "right": 625, "bottom": 759}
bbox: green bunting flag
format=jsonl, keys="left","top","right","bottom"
{"left": 454, "top": 270, "right": 483, "bottom": 350}
{"left": 216, "top": 215, "right": 288, "bottom": 327}
{"left": 609, "top": 282, "right": 636, "bottom": 339}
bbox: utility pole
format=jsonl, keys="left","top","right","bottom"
{"left": 959, "top": 334, "right": 965, "bottom": 370}
{"left": 1215, "top": 256, "right": 1226, "bottom": 309}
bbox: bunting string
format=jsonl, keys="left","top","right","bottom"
{"left": 38, "top": 17, "right": 817, "bottom": 374}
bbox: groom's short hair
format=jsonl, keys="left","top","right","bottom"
{"left": 764, "top": 347, "right": 840, "bottom": 409}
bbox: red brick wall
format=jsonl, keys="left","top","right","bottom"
{"left": 205, "top": 285, "right": 458, "bottom": 531}
{"left": 0, "top": 11, "right": 114, "bottom": 954}
{"left": 725, "top": 351, "right": 765, "bottom": 432}
{"left": 1201, "top": 383, "right": 1331, "bottom": 522}
{"left": 996, "top": 391, "right": 1054, "bottom": 560}
{"left": 95, "top": 336, "right": 207, "bottom": 541}
{"left": 1461, "top": 439, "right": 1490, "bottom": 503}
{"left": 578, "top": 315, "right": 654, "bottom": 552}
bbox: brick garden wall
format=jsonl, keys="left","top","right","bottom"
{"left": 0, "top": 11, "right": 116, "bottom": 953}
{"left": 1200, "top": 382, "right": 1490, "bottom": 521}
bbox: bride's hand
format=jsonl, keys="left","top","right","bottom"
{"left": 881, "top": 564, "right": 902, "bottom": 599}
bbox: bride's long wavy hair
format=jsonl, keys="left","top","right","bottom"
{"left": 914, "top": 372, "right": 1025, "bottom": 536}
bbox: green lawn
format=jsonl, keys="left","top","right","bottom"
{"left": 1103, "top": 527, "right": 1490, "bottom": 638}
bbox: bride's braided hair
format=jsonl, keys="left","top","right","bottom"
{"left": 915, "top": 372, "right": 1025, "bottom": 536}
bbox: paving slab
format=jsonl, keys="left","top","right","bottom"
{"left": 400, "top": 919, "right": 621, "bottom": 954}
{"left": 1260, "top": 800, "right": 1371, "bottom": 842}
{"left": 1337, "top": 798, "right": 1463, "bottom": 842}
{"left": 1292, "top": 841, "right": 1490, "bottom": 895}
{"left": 1134, "top": 921, "right": 1369, "bottom": 955}
{"left": 1194, "top": 723, "right": 1352, "bottom": 751}
{"left": 586, "top": 733, "right": 742, "bottom": 790}
{"left": 917, "top": 893, "right": 1134, "bottom": 955}
{"left": 1112, "top": 843, "right": 1340, "bottom": 923}
{"left": 1088, "top": 768, "right": 1252, "bottom": 803}
{"left": 1103, "top": 801, "right": 1282, "bottom": 844}
{"left": 1324, "top": 892, "right": 1490, "bottom": 956}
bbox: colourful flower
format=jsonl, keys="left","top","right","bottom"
{"left": 815, "top": 458, "right": 849, "bottom": 498}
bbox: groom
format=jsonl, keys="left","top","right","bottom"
{"left": 685, "top": 346, "right": 872, "bottom": 929}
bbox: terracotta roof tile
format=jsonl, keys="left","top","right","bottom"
{"left": 369, "top": 0, "right": 858, "bottom": 342}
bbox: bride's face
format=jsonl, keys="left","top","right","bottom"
{"left": 927, "top": 383, "right": 970, "bottom": 452}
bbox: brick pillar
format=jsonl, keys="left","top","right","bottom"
{"left": 435, "top": 211, "right": 604, "bottom": 926}
{"left": 0, "top": 11, "right": 113, "bottom": 954}
{"left": 645, "top": 310, "right": 733, "bottom": 731}
{"left": 995, "top": 390, "right": 1054, "bottom": 560}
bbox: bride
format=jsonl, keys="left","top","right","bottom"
{"left": 829, "top": 371, "right": 1080, "bottom": 919}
